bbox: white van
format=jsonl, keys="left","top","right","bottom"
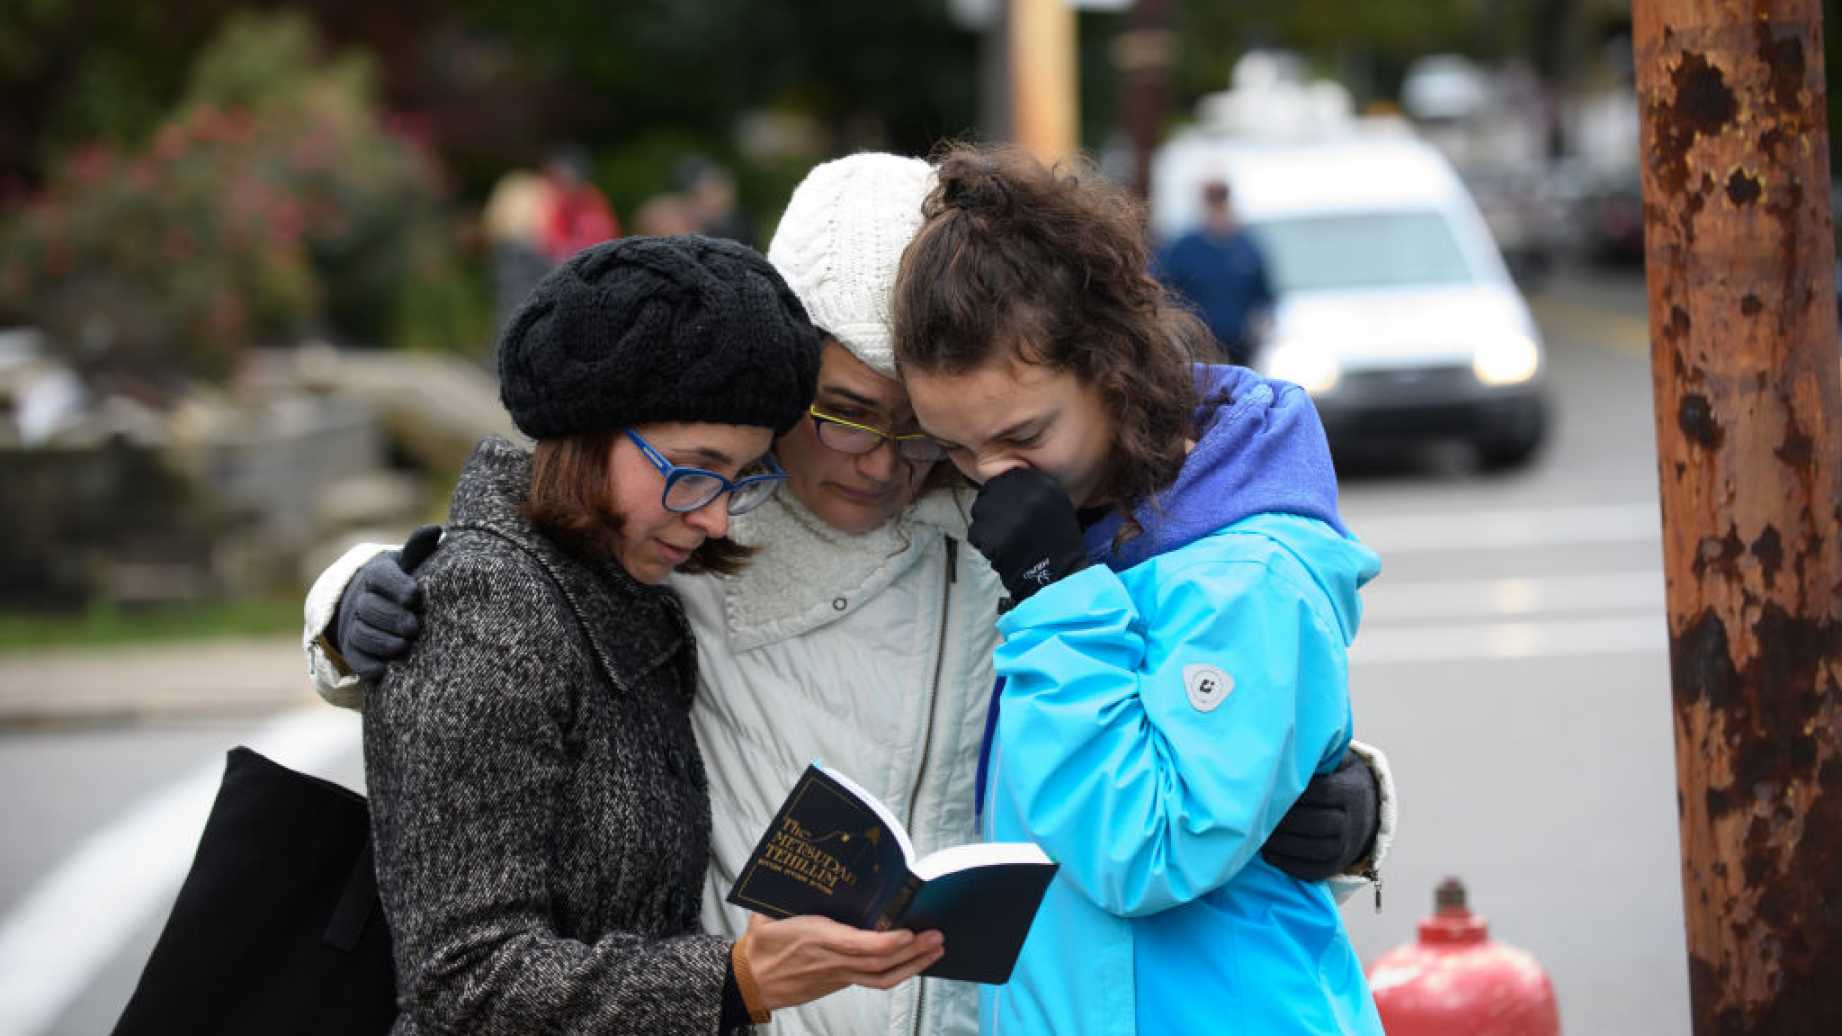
{"left": 1150, "top": 124, "right": 1548, "bottom": 468}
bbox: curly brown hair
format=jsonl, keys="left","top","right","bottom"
{"left": 523, "top": 431, "right": 754, "bottom": 576}
{"left": 890, "top": 143, "right": 1216, "bottom": 522}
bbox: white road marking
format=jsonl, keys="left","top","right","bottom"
{"left": 1352, "top": 614, "right": 1666, "bottom": 665}
{"left": 0, "top": 706, "right": 361, "bottom": 1036}
{"left": 1352, "top": 502, "right": 1660, "bottom": 554}
{"left": 1363, "top": 570, "right": 1666, "bottom": 624}
{"left": 1339, "top": 510, "right": 1673, "bottom": 660}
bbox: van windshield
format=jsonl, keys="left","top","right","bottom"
{"left": 1249, "top": 210, "right": 1479, "bottom": 293}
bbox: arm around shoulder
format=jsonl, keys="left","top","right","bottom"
{"left": 1328, "top": 739, "right": 1397, "bottom": 906}
{"left": 303, "top": 541, "right": 395, "bottom": 708}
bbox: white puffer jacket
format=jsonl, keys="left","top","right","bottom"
{"left": 681, "top": 486, "right": 998, "bottom": 1036}
{"left": 304, "top": 487, "right": 1394, "bottom": 1036}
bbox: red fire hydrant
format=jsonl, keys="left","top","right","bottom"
{"left": 1365, "top": 877, "right": 1560, "bottom": 1035}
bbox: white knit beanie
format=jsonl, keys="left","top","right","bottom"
{"left": 767, "top": 152, "right": 934, "bottom": 379}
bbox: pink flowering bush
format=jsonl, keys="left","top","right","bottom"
{"left": 0, "top": 12, "right": 476, "bottom": 381}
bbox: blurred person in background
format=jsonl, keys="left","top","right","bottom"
{"left": 363, "top": 235, "right": 945, "bottom": 1035}
{"left": 540, "top": 145, "right": 621, "bottom": 263}
{"left": 676, "top": 154, "right": 757, "bottom": 249}
{"left": 1154, "top": 178, "right": 1274, "bottom": 367}
{"left": 306, "top": 156, "right": 1392, "bottom": 1036}
{"left": 633, "top": 191, "right": 702, "bottom": 236}
{"left": 480, "top": 167, "right": 555, "bottom": 336}
{"left": 891, "top": 144, "right": 1383, "bottom": 1035}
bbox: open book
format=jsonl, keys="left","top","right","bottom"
{"left": 726, "top": 764, "right": 1057, "bottom": 984}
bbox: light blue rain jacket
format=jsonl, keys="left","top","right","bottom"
{"left": 979, "top": 366, "right": 1385, "bottom": 1035}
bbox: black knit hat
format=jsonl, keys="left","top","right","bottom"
{"left": 498, "top": 235, "right": 821, "bottom": 439}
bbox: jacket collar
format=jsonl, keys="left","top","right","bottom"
{"left": 715, "top": 483, "right": 972, "bottom": 651}
{"left": 448, "top": 437, "right": 694, "bottom": 700}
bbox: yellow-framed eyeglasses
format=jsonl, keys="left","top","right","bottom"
{"left": 807, "top": 406, "right": 947, "bottom": 463}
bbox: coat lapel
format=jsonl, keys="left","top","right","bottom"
{"left": 446, "top": 437, "right": 693, "bottom": 703}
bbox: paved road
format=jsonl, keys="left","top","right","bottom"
{"left": 1335, "top": 266, "right": 1687, "bottom": 1034}
{"left": 0, "top": 267, "right": 1693, "bottom": 1034}
{"left": 1332, "top": 267, "right": 1687, "bottom": 1034}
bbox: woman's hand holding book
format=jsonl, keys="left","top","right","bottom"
{"left": 741, "top": 912, "right": 945, "bottom": 1011}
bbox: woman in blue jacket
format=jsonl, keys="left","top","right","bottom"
{"left": 891, "top": 144, "right": 1385, "bottom": 1035}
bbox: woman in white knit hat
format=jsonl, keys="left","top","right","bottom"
{"left": 301, "top": 154, "right": 1394, "bottom": 1036}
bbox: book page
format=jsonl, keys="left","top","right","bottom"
{"left": 817, "top": 763, "right": 916, "bottom": 865}
{"left": 911, "top": 841, "right": 1052, "bottom": 882}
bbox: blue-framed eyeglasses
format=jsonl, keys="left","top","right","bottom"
{"left": 625, "top": 429, "right": 786, "bottom": 515}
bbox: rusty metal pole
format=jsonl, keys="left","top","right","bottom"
{"left": 1633, "top": 1, "right": 1842, "bottom": 1032}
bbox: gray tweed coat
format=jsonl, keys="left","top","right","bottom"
{"left": 365, "top": 437, "right": 737, "bottom": 1035}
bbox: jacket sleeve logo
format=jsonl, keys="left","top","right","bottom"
{"left": 1182, "top": 663, "right": 1234, "bottom": 713}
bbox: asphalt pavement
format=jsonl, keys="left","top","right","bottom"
{"left": 1331, "top": 266, "right": 1687, "bottom": 1034}
{"left": 0, "top": 265, "right": 1695, "bottom": 1035}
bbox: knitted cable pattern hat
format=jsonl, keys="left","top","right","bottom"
{"left": 498, "top": 235, "right": 821, "bottom": 439}
{"left": 766, "top": 153, "right": 934, "bottom": 378}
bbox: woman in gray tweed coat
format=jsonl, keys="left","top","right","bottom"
{"left": 364, "top": 236, "right": 944, "bottom": 1035}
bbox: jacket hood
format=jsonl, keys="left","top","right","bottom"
{"left": 1083, "top": 364, "right": 1349, "bottom": 571}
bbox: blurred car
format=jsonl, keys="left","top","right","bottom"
{"left": 1151, "top": 127, "right": 1549, "bottom": 468}
{"left": 1459, "top": 163, "right": 1584, "bottom": 287}
{"left": 1578, "top": 172, "right": 1646, "bottom": 265}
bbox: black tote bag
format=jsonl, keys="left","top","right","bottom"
{"left": 112, "top": 746, "right": 398, "bottom": 1035}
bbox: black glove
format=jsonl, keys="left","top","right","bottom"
{"left": 330, "top": 524, "right": 442, "bottom": 681}
{"left": 1260, "top": 752, "right": 1381, "bottom": 882}
{"left": 967, "top": 468, "right": 1090, "bottom": 607}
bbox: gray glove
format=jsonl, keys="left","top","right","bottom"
{"left": 1261, "top": 752, "right": 1381, "bottom": 882}
{"left": 329, "top": 524, "right": 441, "bottom": 680}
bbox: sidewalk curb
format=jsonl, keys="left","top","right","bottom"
{"left": 0, "top": 636, "right": 317, "bottom": 728}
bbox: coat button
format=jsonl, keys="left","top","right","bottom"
{"left": 832, "top": 597, "right": 847, "bottom": 611}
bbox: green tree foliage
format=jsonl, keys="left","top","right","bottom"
{"left": 439, "top": 0, "right": 978, "bottom": 216}
{"left": 1173, "top": 0, "right": 1487, "bottom": 107}
{"left": 0, "top": 0, "right": 236, "bottom": 181}
{"left": 0, "top": 11, "right": 483, "bottom": 380}
{"left": 459, "top": 0, "right": 977, "bottom": 151}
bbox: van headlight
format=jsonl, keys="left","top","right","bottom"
{"left": 1473, "top": 335, "right": 1541, "bottom": 386}
{"left": 1264, "top": 342, "right": 1341, "bottom": 395}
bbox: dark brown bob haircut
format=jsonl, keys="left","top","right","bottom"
{"left": 522, "top": 429, "right": 754, "bottom": 576}
{"left": 890, "top": 142, "right": 1217, "bottom": 522}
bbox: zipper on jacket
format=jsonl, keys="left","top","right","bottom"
{"left": 905, "top": 537, "right": 955, "bottom": 827}
{"left": 905, "top": 535, "right": 956, "bottom": 1036}
{"left": 914, "top": 973, "right": 929, "bottom": 1036}
{"left": 1366, "top": 865, "right": 1382, "bottom": 912}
